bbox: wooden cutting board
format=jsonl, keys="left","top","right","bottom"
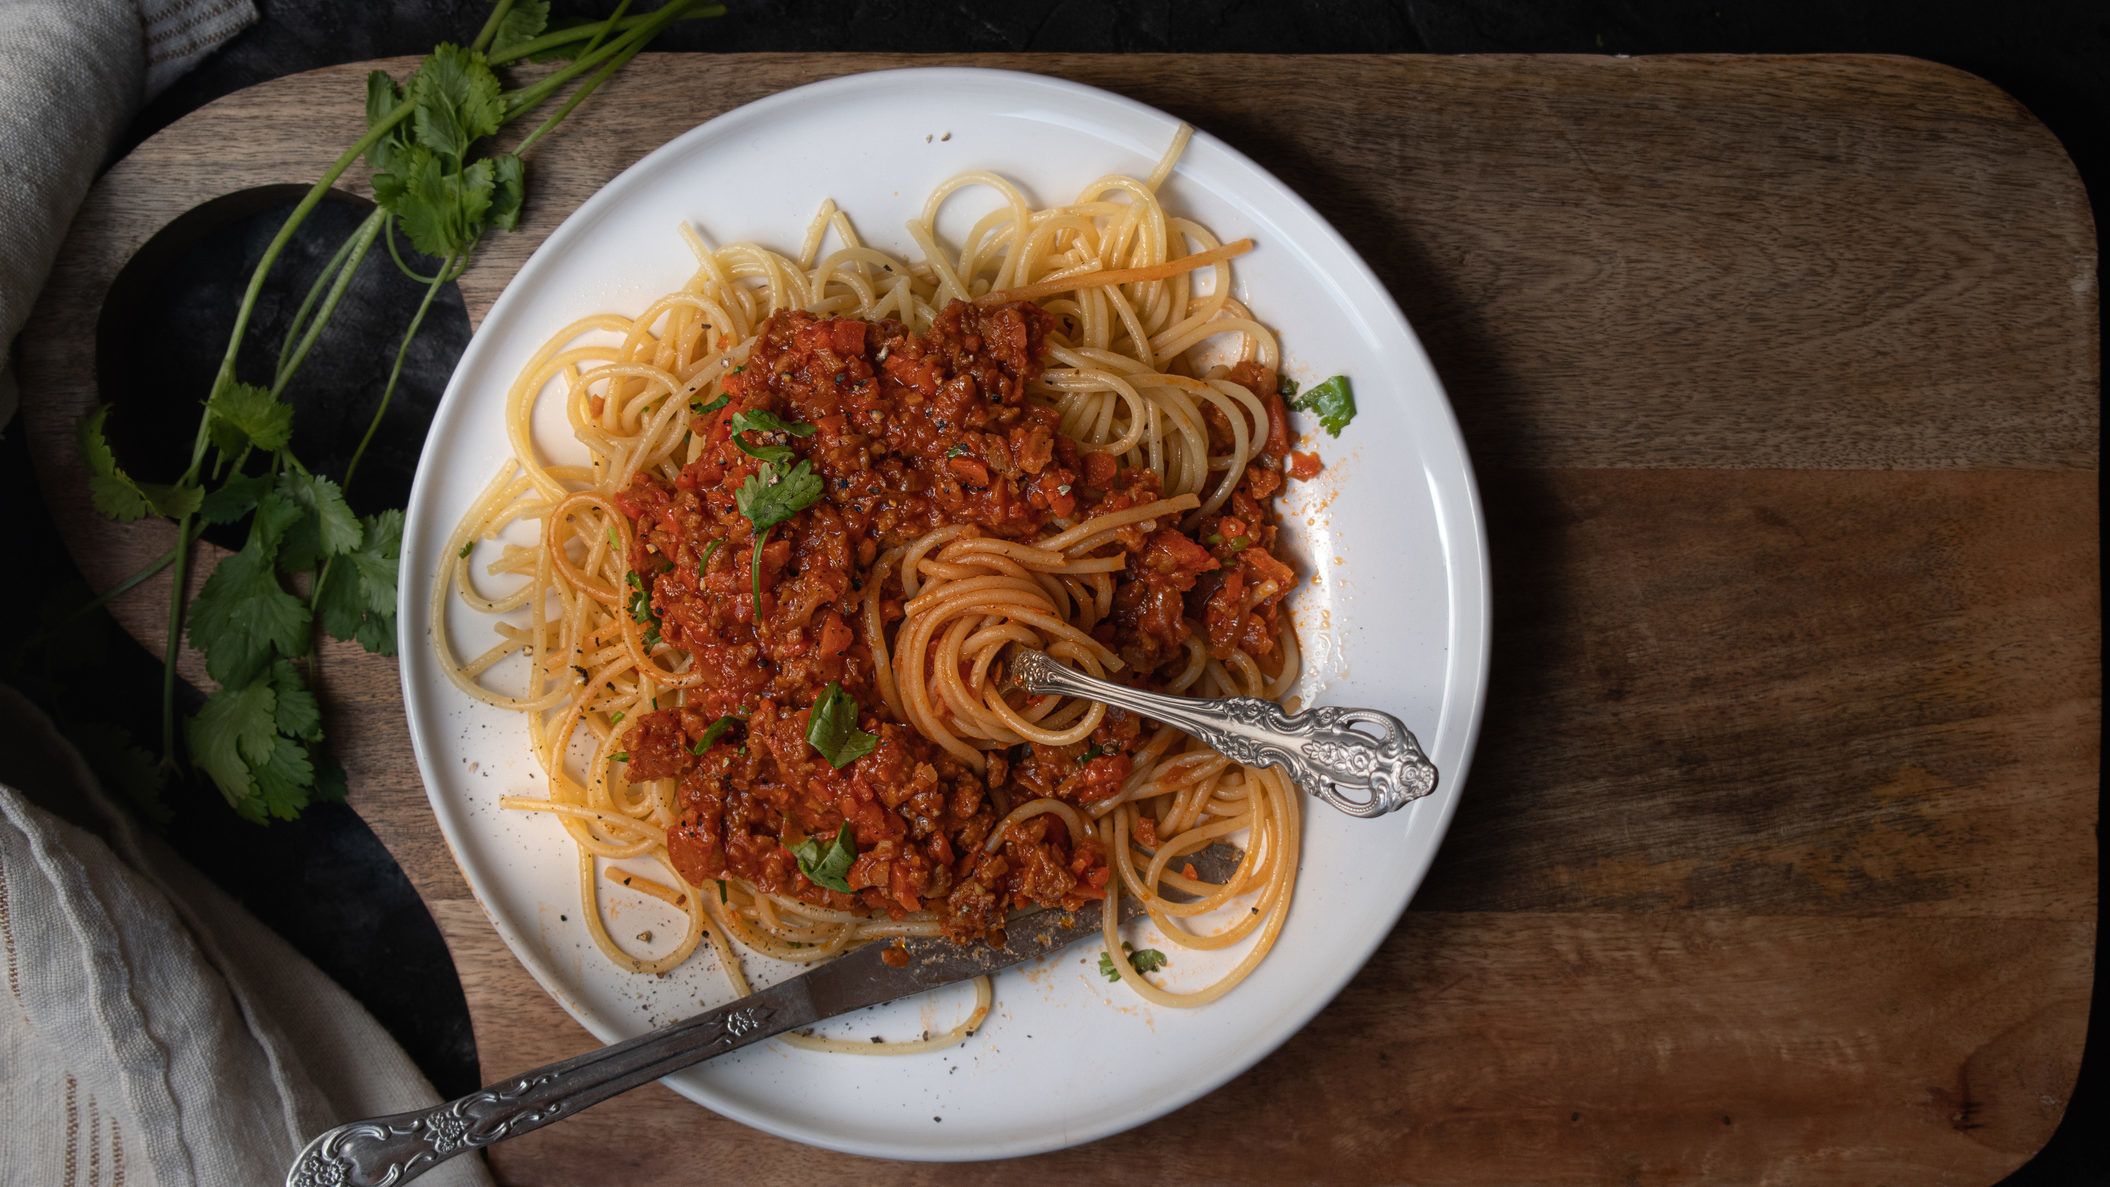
{"left": 19, "top": 53, "right": 2099, "bottom": 1185}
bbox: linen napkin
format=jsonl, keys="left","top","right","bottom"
{"left": 0, "top": 685, "right": 493, "bottom": 1186}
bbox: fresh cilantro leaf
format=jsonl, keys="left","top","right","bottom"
{"left": 407, "top": 44, "right": 503, "bottom": 161}
{"left": 274, "top": 470, "right": 364, "bottom": 573}
{"left": 489, "top": 0, "right": 551, "bottom": 54}
{"left": 690, "top": 715, "right": 737, "bottom": 754}
{"left": 487, "top": 152, "right": 526, "bottom": 232}
{"left": 735, "top": 460, "right": 823, "bottom": 532}
{"left": 189, "top": 503, "right": 312, "bottom": 686}
{"left": 199, "top": 472, "right": 272, "bottom": 525}
{"left": 391, "top": 146, "right": 496, "bottom": 259}
{"left": 318, "top": 510, "right": 402, "bottom": 655}
{"left": 80, "top": 407, "right": 199, "bottom": 521}
{"left": 250, "top": 492, "right": 307, "bottom": 551}
{"left": 805, "top": 681, "right": 878, "bottom": 769}
{"left": 250, "top": 732, "right": 317, "bottom": 822}
{"left": 1291, "top": 375, "right": 1356, "bottom": 437}
{"left": 732, "top": 435, "right": 793, "bottom": 465}
{"left": 1098, "top": 942, "right": 1169, "bottom": 981}
{"left": 80, "top": 408, "right": 149, "bottom": 521}
{"left": 788, "top": 822, "right": 858, "bottom": 893}
{"left": 269, "top": 660, "right": 323, "bottom": 742}
{"left": 207, "top": 381, "right": 295, "bottom": 454}
{"left": 728, "top": 409, "right": 816, "bottom": 438}
{"left": 691, "top": 393, "right": 729, "bottom": 415}
{"left": 364, "top": 70, "right": 410, "bottom": 173}
{"left": 186, "top": 682, "right": 278, "bottom": 815}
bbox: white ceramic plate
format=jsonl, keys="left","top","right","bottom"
{"left": 398, "top": 66, "right": 1488, "bottom": 1161}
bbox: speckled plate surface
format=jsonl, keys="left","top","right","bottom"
{"left": 397, "top": 66, "right": 1488, "bottom": 1160}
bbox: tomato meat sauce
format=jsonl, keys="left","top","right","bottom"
{"left": 612, "top": 300, "right": 1309, "bottom": 943}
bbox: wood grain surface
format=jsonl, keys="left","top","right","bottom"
{"left": 18, "top": 54, "right": 2099, "bottom": 1185}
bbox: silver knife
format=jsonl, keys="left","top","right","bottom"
{"left": 285, "top": 846, "right": 1238, "bottom": 1187}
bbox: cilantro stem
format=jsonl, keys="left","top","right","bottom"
{"left": 24, "top": 530, "right": 196, "bottom": 652}
{"left": 313, "top": 250, "right": 456, "bottom": 613}
{"left": 486, "top": 3, "right": 718, "bottom": 66}
{"left": 345, "top": 252, "right": 455, "bottom": 503}
{"left": 499, "top": 1, "right": 710, "bottom": 120}
{"left": 381, "top": 214, "right": 468, "bottom": 285}
{"left": 513, "top": 17, "right": 652, "bottom": 158}
{"left": 578, "top": 0, "right": 634, "bottom": 60}
{"left": 191, "top": 103, "right": 414, "bottom": 485}
{"left": 275, "top": 208, "right": 385, "bottom": 395}
{"left": 277, "top": 222, "right": 361, "bottom": 387}
{"left": 159, "top": 538, "right": 188, "bottom": 758}
{"left": 470, "top": 0, "right": 517, "bottom": 52}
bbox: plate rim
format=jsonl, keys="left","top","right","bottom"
{"left": 397, "top": 63, "right": 1490, "bottom": 1161}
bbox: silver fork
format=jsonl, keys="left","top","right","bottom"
{"left": 1002, "top": 648, "right": 1438, "bottom": 817}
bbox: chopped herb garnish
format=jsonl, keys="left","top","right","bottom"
{"left": 735, "top": 459, "right": 824, "bottom": 532}
{"left": 457, "top": 540, "right": 474, "bottom": 558}
{"left": 806, "top": 681, "right": 879, "bottom": 768}
{"left": 1078, "top": 743, "right": 1110, "bottom": 764}
{"left": 697, "top": 538, "right": 720, "bottom": 577}
{"left": 691, "top": 393, "right": 729, "bottom": 415}
{"left": 1098, "top": 942, "right": 1168, "bottom": 981}
{"left": 612, "top": 751, "right": 629, "bottom": 763}
{"left": 607, "top": 525, "right": 622, "bottom": 552}
{"left": 733, "top": 435, "right": 794, "bottom": 465}
{"left": 1277, "top": 373, "right": 1298, "bottom": 399}
{"left": 627, "top": 572, "right": 662, "bottom": 649}
{"left": 788, "top": 821, "right": 857, "bottom": 892}
{"left": 1291, "top": 375, "right": 1356, "bottom": 437}
{"left": 610, "top": 711, "right": 624, "bottom": 724}
{"left": 945, "top": 444, "right": 970, "bottom": 459}
{"left": 717, "top": 879, "right": 729, "bottom": 903}
{"left": 689, "top": 715, "right": 736, "bottom": 754}
{"left": 728, "top": 408, "right": 815, "bottom": 438}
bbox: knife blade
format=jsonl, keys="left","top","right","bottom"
{"left": 286, "top": 843, "right": 1241, "bottom": 1186}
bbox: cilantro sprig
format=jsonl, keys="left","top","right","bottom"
{"left": 735, "top": 458, "right": 824, "bottom": 619}
{"left": 71, "top": 1, "right": 719, "bottom": 823}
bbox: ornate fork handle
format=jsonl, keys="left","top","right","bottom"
{"left": 286, "top": 986, "right": 800, "bottom": 1186}
{"left": 1005, "top": 649, "right": 1438, "bottom": 818}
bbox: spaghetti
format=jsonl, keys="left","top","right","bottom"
{"left": 434, "top": 126, "right": 1313, "bottom": 1048}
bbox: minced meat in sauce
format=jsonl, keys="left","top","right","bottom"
{"left": 612, "top": 300, "right": 1304, "bottom": 942}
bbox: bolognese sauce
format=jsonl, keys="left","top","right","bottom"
{"left": 611, "top": 299, "right": 1304, "bottom": 943}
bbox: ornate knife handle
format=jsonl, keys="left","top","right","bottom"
{"left": 1005, "top": 649, "right": 1438, "bottom": 818}
{"left": 286, "top": 991, "right": 796, "bottom": 1186}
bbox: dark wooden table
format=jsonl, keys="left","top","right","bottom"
{"left": 22, "top": 53, "right": 2099, "bottom": 1184}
